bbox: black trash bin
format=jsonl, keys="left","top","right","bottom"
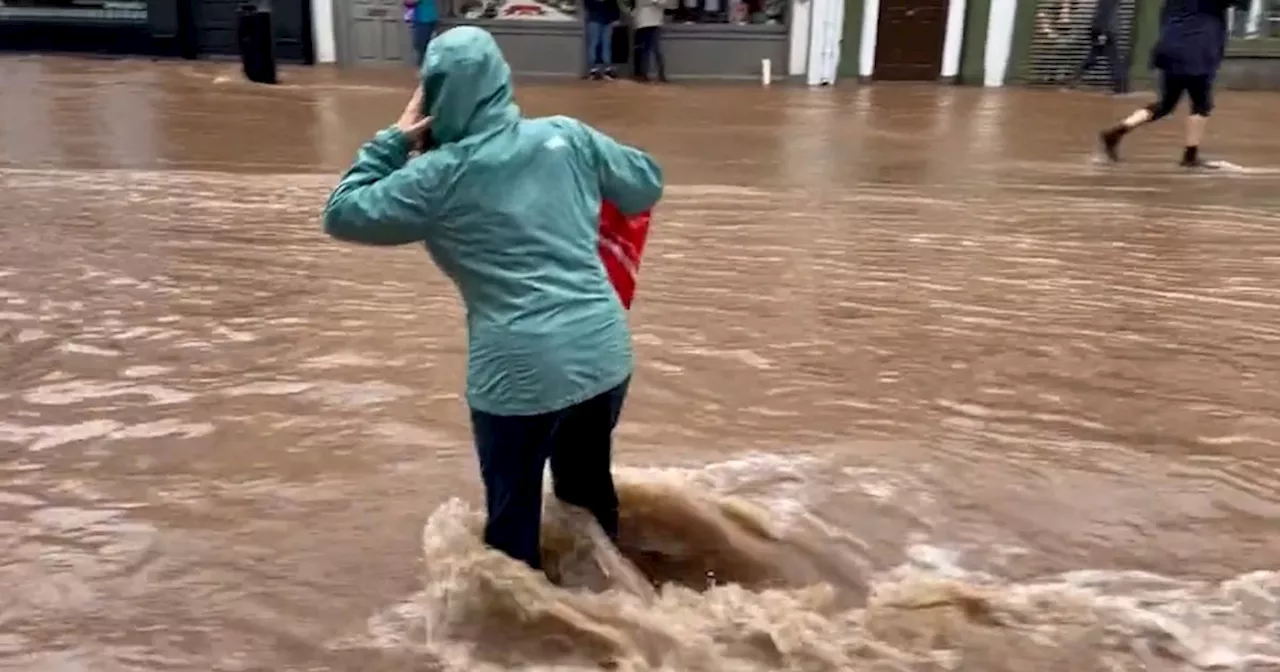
{"left": 611, "top": 24, "right": 631, "bottom": 71}
{"left": 237, "top": 1, "right": 278, "bottom": 84}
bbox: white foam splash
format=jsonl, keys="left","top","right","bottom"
{"left": 327, "top": 454, "right": 1280, "bottom": 672}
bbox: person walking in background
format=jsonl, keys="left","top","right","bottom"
{"left": 405, "top": 0, "right": 438, "bottom": 67}
{"left": 585, "top": 0, "right": 621, "bottom": 79}
{"left": 322, "top": 27, "right": 663, "bottom": 572}
{"left": 1098, "top": 0, "right": 1244, "bottom": 169}
{"left": 1065, "top": 0, "right": 1129, "bottom": 93}
{"left": 404, "top": 0, "right": 439, "bottom": 67}
{"left": 632, "top": 0, "right": 670, "bottom": 82}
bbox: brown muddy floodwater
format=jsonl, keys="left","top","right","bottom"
{"left": 1, "top": 55, "right": 1280, "bottom": 672}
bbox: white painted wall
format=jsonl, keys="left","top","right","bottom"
{"left": 789, "top": 0, "right": 812, "bottom": 76}
{"left": 313, "top": 0, "right": 337, "bottom": 63}
{"left": 940, "top": 0, "right": 966, "bottom": 78}
{"left": 858, "top": 0, "right": 878, "bottom": 77}
{"left": 805, "top": 0, "right": 843, "bottom": 84}
{"left": 984, "top": 0, "right": 1017, "bottom": 86}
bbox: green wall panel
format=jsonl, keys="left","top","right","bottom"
{"left": 958, "top": 0, "right": 991, "bottom": 84}
{"left": 838, "top": 0, "right": 864, "bottom": 78}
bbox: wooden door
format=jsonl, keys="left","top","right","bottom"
{"left": 873, "top": 0, "right": 950, "bottom": 81}
{"left": 340, "top": 0, "right": 415, "bottom": 67}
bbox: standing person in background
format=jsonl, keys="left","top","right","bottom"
{"left": 1098, "top": 0, "right": 1244, "bottom": 169}
{"left": 404, "top": 0, "right": 439, "bottom": 67}
{"left": 322, "top": 27, "right": 663, "bottom": 572}
{"left": 585, "top": 0, "right": 621, "bottom": 79}
{"left": 632, "top": 0, "right": 670, "bottom": 82}
{"left": 1065, "top": 0, "right": 1129, "bottom": 93}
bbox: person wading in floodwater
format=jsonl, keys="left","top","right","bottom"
{"left": 1098, "top": 0, "right": 1244, "bottom": 169}
{"left": 1064, "top": 0, "right": 1129, "bottom": 94}
{"left": 322, "top": 26, "right": 664, "bottom": 571}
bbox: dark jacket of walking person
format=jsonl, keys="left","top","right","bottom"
{"left": 585, "top": 0, "right": 622, "bottom": 78}
{"left": 322, "top": 26, "right": 664, "bottom": 571}
{"left": 1150, "top": 0, "right": 1235, "bottom": 76}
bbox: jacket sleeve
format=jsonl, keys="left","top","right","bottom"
{"left": 322, "top": 126, "right": 445, "bottom": 246}
{"left": 575, "top": 121, "right": 664, "bottom": 216}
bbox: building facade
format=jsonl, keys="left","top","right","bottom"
{"left": 0, "top": 0, "right": 316, "bottom": 63}
{"left": 317, "top": 0, "right": 995, "bottom": 83}
{"left": 3, "top": 0, "right": 1276, "bottom": 87}
{"left": 970, "top": 0, "right": 1280, "bottom": 89}
{"left": 323, "top": 0, "right": 792, "bottom": 79}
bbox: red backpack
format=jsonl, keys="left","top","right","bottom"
{"left": 598, "top": 201, "right": 651, "bottom": 310}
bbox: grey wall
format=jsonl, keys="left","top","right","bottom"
{"left": 664, "top": 25, "right": 786, "bottom": 80}
{"left": 1218, "top": 55, "right": 1280, "bottom": 90}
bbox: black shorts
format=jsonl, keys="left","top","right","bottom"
{"left": 1155, "top": 72, "right": 1214, "bottom": 117}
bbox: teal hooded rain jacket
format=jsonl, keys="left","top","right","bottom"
{"left": 323, "top": 26, "right": 664, "bottom": 416}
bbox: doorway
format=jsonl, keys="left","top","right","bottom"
{"left": 334, "top": 0, "right": 416, "bottom": 66}
{"left": 194, "top": 0, "right": 313, "bottom": 62}
{"left": 872, "top": 0, "right": 949, "bottom": 81}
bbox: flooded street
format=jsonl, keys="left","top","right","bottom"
{"left": 1, "top": 54, "right": 1279, "bottom": 671}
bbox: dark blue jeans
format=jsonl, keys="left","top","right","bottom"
{"left": 470, "top": 379, "right": 629, "bottom": 570}
{"left": 585, "top": 20, "right": 614, "bottom": 71}
{"left": 411, "top": 21, "right": 437, "bottom": 68}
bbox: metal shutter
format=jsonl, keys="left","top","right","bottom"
{"left": 1021, "top": 0, "right": 1137, "bottom": 88}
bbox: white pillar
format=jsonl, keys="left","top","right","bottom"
{"left": 1246, "top": 0, "right": 1264, "bottom": 37}
{"left": 858, "top": 0, "right": 879, "bottom": 78}
{"left": 789, "top": 0, "right": 812, "bottom": 76}
{"left": 940, "top": 0, "right": 966, "bottom": 78}
{"left": 806, "top": 0, "right": 844, "bottom": 85}
{"left": 313, "top": 0, "right": 337, "bottom": 64}
{"left": 984, "top": 0, "right": 1017, "bottom": 86}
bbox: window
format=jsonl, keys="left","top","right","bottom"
{"left": 665, "top": 0, "right": 786, "bottom": 25}
{"left": 0, "top": 0, "right": 146, "bottom": 22}
{"left": 446, "top": 0, "right": 579, "bottom": 21}
{"left": 443, "top": 0, "right": 786, "bottom": 24}
{"left": 1229, "top": 0, "right": 1280, "bottom": 44}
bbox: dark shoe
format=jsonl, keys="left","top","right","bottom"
{"left": 586, "top": 70, "right": 603, "bottom": 81}
{"left": 1099, "top": 128, "right": 1123, "bottom": 162}
{"left": 602, "top": 68, "right": 617, "bottom": 81}
{"left": 1180, "top": 157, "right": 1220, "bottom": 170}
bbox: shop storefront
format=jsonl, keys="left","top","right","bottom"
{"left": 988, "top": 0, "right": 1280, "bottom": 90}
{"left": 330, "top": 0, "right": 791, "bottom": 80}
{"left": 0, "top": 0, "right": 314, "bottom": 63}
{"left": 0, "top": 0, "right": 161, "bottom": 53}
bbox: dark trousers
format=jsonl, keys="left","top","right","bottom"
{"left": 633, "top": 26, "right": 666, "bottom": 80}
{"left": 586, "top": 19, "right": 614, "bottom": 71}
{"left": 469, "top": 379, "right": 629, "bottom": 570}
{"left": 411, "top": 21, "right": 437, "bottom": 68}
{"left": 1147, "top": 71, "right": 1214, "bottom": 119}
{"left": 1073, "top": 29, "right": 1128, "bottom": 93}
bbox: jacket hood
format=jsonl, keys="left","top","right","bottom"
{"left": 419, "top": 27, "right": 521, "bottom": 144}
